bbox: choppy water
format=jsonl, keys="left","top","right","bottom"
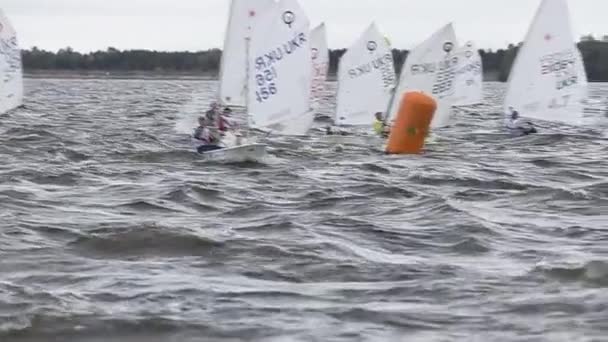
{"left": 1, "top": 79, "right": 607, "bottom": 342}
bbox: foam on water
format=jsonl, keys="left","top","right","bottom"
{"left": 0, "top": 78, "right": 606, "bottom": 342}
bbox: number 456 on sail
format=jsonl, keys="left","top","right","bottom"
{"left": 256, "top": 84, "right": 278, "bottom": 103}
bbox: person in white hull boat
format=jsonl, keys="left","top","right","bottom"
{"left": 219, "top": 107, "right": 242, "bottom": 138}
{"left": 506, "top": 107, "right": 537, "bottom": 135}
{"left": 218, "top": 106, "right": 245, "bottom": 146}
{"left": 205, "top": 102, "right": 221, "bottom": 123}
{"left": 193, "top": 104, "right": 244, "bottom": 153}
{"left": 193, "top": 116, "right": 223, "bottom": 153}
{"left": 324, "top": 112, "right": 391, "bottom": 137}
{"left": 373, "top": 112, "right": 391, "bottom": 138}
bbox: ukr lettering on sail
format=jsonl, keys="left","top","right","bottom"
{"left": 253, "top": 32, "right": 308, "bottom": 103}
{"left": 255, "top": 32, "right": 307, "bottom": 71}
{"left": 348, "top": 53, "right": 393, "bottom": 79}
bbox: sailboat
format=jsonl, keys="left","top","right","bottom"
{"left": 198, "top": 0, "right": 275, "bottom": 162}
{"left": 246, "top": 0, "right": 314, "bottom": 136}
{"left": 452, "top": 41, "right": 483, "bottom": 106}
{"left": 200, "top": 0, "right": 313, "bottom": 161}
{"left": 0, "top": 8, "right": 23, "bottom": 115}
{"left": 503, "top": 0, "right": 587, "bottom": 126}
{"left": 387, "top": 23, "right": 459, "bottom": 129}
{"left": 335, "top": 23, "right": 396, "bottom": 128}
{"left": 217, "top": 0, "right": 275, "bottom": 108}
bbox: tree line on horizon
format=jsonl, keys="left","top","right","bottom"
{"left": 20, "top": 38, "right": 608, "bottom": 82}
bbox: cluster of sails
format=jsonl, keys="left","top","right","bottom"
{"left": 213, "top": 0, "right": 588, "bottom": 149}
{"left": 0, "top": 0, "right": 592, "bottom": 160}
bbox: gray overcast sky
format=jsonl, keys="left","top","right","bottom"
{"left": 3, "top": 0, "right": 607, "bottom": 52}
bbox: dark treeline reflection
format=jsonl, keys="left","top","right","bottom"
{"left": 20, "top": 38, "right": 608, "bottom": 81}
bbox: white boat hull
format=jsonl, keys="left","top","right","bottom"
{"left": 200, "top": 143, "right": 267, "bottom": 163}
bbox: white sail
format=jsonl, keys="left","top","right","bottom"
{"left": 335, "top": 23, "right": 396, "bottom": 126}
{"left": 247, "top": 0, "right": 313, "bottom": 136}
{"left": 452, "top": 41, "right": 483, "bottom": 106}
{"left": 503, "top": 0, "right": 587, "bottom": 125}
{"left": 217, "top": 0, "right": 275, "bottom": 107}
{"left": 0, "top": 9, "right": 23, "bottom": 114}
{"left": 310, "top": 23, "right": 329, "bottom": 113}
{"left": 388, "top": 23, "right": 458, "bottom": 128}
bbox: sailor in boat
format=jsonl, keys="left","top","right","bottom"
{"left": 205, "top": 102, "right": 221, "bottom": 125}
{"left": 193, "top": 116, "right": 223, "bottom": 153}
{"left": 373, "top": 112, "right": 390, "bottom": 138}
{"left": 218, "top": 107, "right": 246, "bottom": 146}
{"left": 506, "top": 107, "right": 537, "bottom": 135}
{"left": 218, "top": 107, "right": 235, "bottom": 135}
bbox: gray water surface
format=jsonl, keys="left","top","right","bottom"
{"left": 1, "top": 79, "right": 607, "bottom": 342}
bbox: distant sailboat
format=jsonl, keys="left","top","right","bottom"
{"left": 310, "top": 23, "right": 329, "bottom": 114}
{"left": 217, "top": 0, "right": 275, "bottom": 108}
{"left": 503, "top": 0, "right": 587, "bottom": 125}
{"left": 452, "top": 41, "right": 483, "bottom": 106}
{"left": 335, "top": 23, "right": 396, "bottom": 127}
{"left": 0, "top": 9, "right": 23, "bottom": 114}
{"left": 247, "top": 0, "right": 313, "bottom": 136}
{"left": 388, "top": 23, "right": 459, "bottom": 128}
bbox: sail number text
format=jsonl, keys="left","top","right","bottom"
{"left": 254, "top": 66, "right": 278, "bottom": 103}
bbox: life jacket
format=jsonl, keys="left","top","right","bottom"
{"left": 193, "top": 126, "right": 218, "bottom": 144}
{"left": 373, "top": 120, "right": 384, "bottom": 135}
{"left": 218, "top": 116, "right": 230, "bottom": 132}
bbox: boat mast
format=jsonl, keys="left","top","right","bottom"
{"left": 245, "top": 36, "right": 251, "bottom": 130}
{"left": 244, "top": 10, "right": 253, "bottom": 138}
{"left": 217, "top": 0, "right": 237, "bottom": 105}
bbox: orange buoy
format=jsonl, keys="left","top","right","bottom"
{"left": 385, "top": 92, "right": 437, "bottom": 154}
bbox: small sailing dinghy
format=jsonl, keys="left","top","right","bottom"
{"left": 452, "top": 41, "right": 483, "bottom": 106}
{"left": 199, "top": 0, "right": 313, "bottom": 161}
{"left": 335, "top": 23, "right": 396, "bottom": 128}
{"left": 0, "top": 8, "right": 23, "bottom": 114}
{"left": 387, "top": 23, "right": 459, "bottom": 129}
{"left": 198, "top": 0, "right": 275, "bottom": 163}
{"left": 246, "top": 0, "right": 314, "bottom": 136}
{"left": 310, "top": 23, "right": 329, "bottom": 115}
{"left": 197, "top": 141, "right": 268, "bottom": 163}
{"left": 503, "top": 0, "right": 588, "bottom": 127}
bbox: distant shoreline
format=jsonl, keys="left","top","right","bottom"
{"left": 23, "top": 69, "right": 343, "bottom": 81}
{"left": 24, "top": 70, "right": 588, "bottom": 83}
{"left": 24, "top": 70, "right": 220, "bottom": 80}
{"left": 25, "top": 70, "right": 505, "bottom": 82}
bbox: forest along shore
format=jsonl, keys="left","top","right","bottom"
{"left": 24, "top": 70, "right": 501, "bottom": 82}
{"left": 20, "top": 39, "right": 608, "bottom": 82}
{"left": 23, "top": 70, "right": 219, "bottom": 80}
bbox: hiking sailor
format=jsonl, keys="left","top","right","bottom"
{"left": 193, "top": 116, "right": 223, "bottom": 153}
{"left": 506, "top": 106, "right": 537, "bottom": 135}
